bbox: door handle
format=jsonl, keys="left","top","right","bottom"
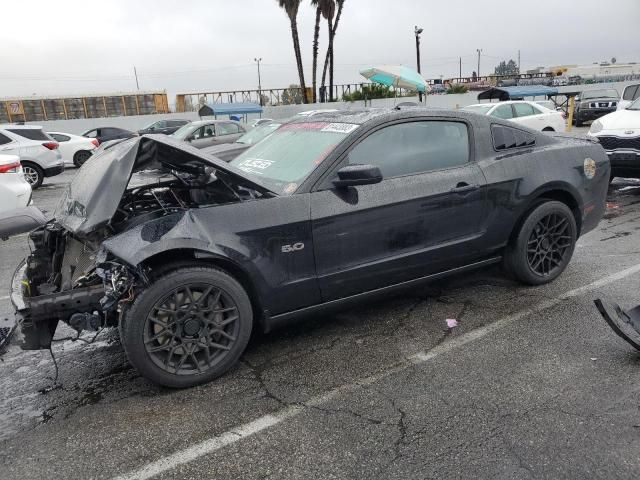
{"left": 450, "top": 182, "right": 479, "bottom": 194}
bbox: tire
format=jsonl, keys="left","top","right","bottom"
{"left": 574, "top": 114, "right": 583, "bottom": 127}
{"left": 21, "top": 162, "right": 44, "bottom": 189}
{"left": 504, "top": 201, "right": 577, "bottom": 286}
{"left": 73, "top": 150, "right": 92, "bottom": 167}
{"left": 121, "top": 266, "right": 253, "bottom": 388}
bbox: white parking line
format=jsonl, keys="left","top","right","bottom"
{"left": 113, "top": 262, "right": 640, "bottom": 480}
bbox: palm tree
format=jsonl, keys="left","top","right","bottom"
{"left": 311, "top": 0, "right": 334, "bottom": 103}
{"left": 277, "top": 0, "right": 308, "bottom": 103}
{"left": 320, "top": 0, "right": 344, "bottom": 102}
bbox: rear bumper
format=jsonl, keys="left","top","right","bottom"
{"left": 43, "top": 164, "right": 64, "bottom": 177}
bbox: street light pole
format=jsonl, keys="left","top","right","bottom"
{"left": 414, "top": 26, "right": 423, "bottom": 102}
{"left": 254, "top": 57, "right": 263, "bottom": 106}
{"left": 476, "top": 48, "right": 482, "bottom": 78}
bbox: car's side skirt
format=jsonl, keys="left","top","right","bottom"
{"left": 265, "top": 256, "right": 502, "bottom": 332}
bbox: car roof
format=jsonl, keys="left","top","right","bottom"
{"left": 287, "top": 107, "right": 485, "bottom": 126}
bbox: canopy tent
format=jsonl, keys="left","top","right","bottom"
{"left": 477, "top": 85, "right": 559, "bottom": 102}
{"left": 198, "top": 102, "right": 263, "bottom": 122}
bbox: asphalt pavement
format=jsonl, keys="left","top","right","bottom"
{"left": 2, "top": 137, "right": 640, "bottom": 479}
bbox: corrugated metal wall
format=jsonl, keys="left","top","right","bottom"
{"left": 0, "top": 92, "right": 169, "bottom": 123}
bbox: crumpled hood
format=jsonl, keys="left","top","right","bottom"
{"left": 55, "top": 135, "right": 273, "bottom": 236}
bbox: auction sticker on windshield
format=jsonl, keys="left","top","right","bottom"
{"left": 320, "top": 123, "right": 359, "bottom": 134}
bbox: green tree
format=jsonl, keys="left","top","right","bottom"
{"left": 342, "top": 84, "right": 396, "bottom": 102}
{"left": 494, "top": 59, "right": 518, "bottom": 76}
{"left": 277, "top": 0, "right": 308, "bottom": 103}
{"left": 310, "top": 0, "right": 334, "bottom": 103}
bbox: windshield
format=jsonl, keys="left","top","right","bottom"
{"left": 461, "top": 105, "right": 493, "bottom": 115}
{"left": 171, "top": 123, "right": 197, "bottom": 140}
{"left": 237, "top": 123, "right": 281, "bottom": 145}
{"left": 582, "top": 89, "right": 619, "bottom": 100}
{"left": 230, "top": 121, "right": 356, "bottom": 195}
{"left": 141, "top": 120, "right": 160, "bottom": 130}
{"left": 628, "top": 97, "right": 640, "bottom": 110}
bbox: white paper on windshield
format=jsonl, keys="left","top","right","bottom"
{"left": 320, "top": 123, "right": 359, "bottom": 134}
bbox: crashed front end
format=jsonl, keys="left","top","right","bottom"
{"left": 8, "top": 135, "right": 272, "bottom": 350}
{"left": 10, "top": 226, "right": 140, "bottom": 349}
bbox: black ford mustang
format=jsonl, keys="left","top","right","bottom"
{"left": 6, "top": 108, "right": 609, "bottom": 387}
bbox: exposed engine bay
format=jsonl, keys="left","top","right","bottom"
{"left": 14, "top": 138, "right": 270, "bottom": 350}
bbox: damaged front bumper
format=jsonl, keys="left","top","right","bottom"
{"left": 9, "top": 253, "right": 138, "bottom": 350}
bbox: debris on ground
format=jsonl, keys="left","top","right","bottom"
{"left": 446, "top": 318, "right": 458, "bottom": 329}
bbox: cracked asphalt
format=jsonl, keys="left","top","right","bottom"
{"left": 2, "top": 142, "right": 640, "bottom": 479}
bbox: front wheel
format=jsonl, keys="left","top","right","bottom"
{"left": 121, "top": 266, "right": 253, "bottom": 388}
{"left": 504, "top": 201, "right": 577, "bottom": 285}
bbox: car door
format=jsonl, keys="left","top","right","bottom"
{"left": 310, "top": 119, "right": 489, "bottom": 301}
{"left": 512, "top": 102, "right": 542, "bottom": 130}
{"left": 49, "top": 133, "right": 72, "bottom": 162}
{"left": 189, "top": 124, "right": 217, "bottom": 149}
{"left": 490, "top": 103, "right": 516, "bottom": 124}
{"left": 215, "top": 122, "right": 243, "bottom": 144}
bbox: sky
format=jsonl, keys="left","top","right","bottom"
{"left": 1, "top": 0, "right": 638, "bottom": 100}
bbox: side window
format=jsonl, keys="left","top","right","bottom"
{"left": 217, "top": 123, "right": 240, "bottom": 135}
{"left": 513, "top": 103, "right": 536, "bottom": 117}
{"left": 347, "top": 121, "right": 469, "bottom": 178}
{"left": 623, "top": 85, "right": 639, "bottom": 101}
{"left": 530, "top": 105, "right": 544, "bottom": 115}
{"left": 491, "top": 104, "right": 514, "bottom": 119}
{"left": 491, "top": 125, "right": 536, "bottom": 151}
{"left": 202, "top": 125, "right": 215, "bottom": 138}
{"left": 50, "top": 133, "right": 70, "bottom": 142}
{"left": 84, "top": 130, "right": 98, "bottom": 138}
{"left": 0, "top": 132, "right": 12, "bottom": 145}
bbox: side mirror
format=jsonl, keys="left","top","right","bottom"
{"left": 333, "top": 164, "right": 382, "bottom": 188}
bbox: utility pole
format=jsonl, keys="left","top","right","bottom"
{"left": 517, "top": 49, "right": 521, "bottom": 74}
{"left": 254, "top": 58, "right": 263, "bottom": 106}
{"left": 476, "top": 49, "right": 482, "bottom": 78}
{"left": 133, "top": 66, "right": 139, "bottom": 90}
{"left": 414, "top": 26, "right": 423, "bottom": 102}
{"left": 459, "top": 57, "right": 462, "bottom": 79}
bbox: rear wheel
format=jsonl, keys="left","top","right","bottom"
{"left": 73, "top": 150, "right": 92, "bottom": 167}
{"left": 22, "top": 162, "right": 43, "bottom": 189}
{"left": 121, "top": 266, "right": 253, "bottom": 388}
{"left": 504, "top": 201, "right": 577, "bottom": 285}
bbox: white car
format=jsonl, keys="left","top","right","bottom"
{"left": 462, "top": 101, "right": 566, "bottom": 132}
{"left": 48, "top": 131, "right": 99, "bottom": 167}
{"left": 588, "top": 97, "right": 640, "bottom": 180}
{"left": 0, "top": 154, "right": 31, "bottom": 214}
{"left": 0, "top": 124, "right": 64, "bottom": 189}
{"left": 618, "top": 83, "right": 640, "bottom": 111}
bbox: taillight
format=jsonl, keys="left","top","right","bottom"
{"left": 0, "top": 161, "right": 21, "bottom": 173}
{"left": 90, "top": 139, "right": 99, "bottom": 147}
{"left": 42, "top": 142, "right": 59, "bottom": 150}
{"left": 561, "top": 112, "right": 567, "bottom": 120}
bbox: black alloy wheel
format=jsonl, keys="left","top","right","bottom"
{"left": 144, "top": 283, "right": 240, "bottom": 376}
{"left": 504, "top": 201, "right": 577, "bottom": 285}
{"left": 121, "top": 266, "right": 253, "bottom": 388}
{"left": 526, "top": 212, "right": 573, "bottom": 277}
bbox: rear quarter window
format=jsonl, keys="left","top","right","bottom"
{"left": 491, "top": 124, "right": 536, "bottom": 151}
{"left": 6, "top": 128, "right": 50, "bottom": 141}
